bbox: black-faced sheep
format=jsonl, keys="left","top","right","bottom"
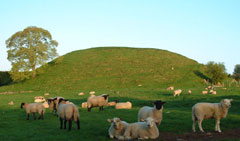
{"left": 20, "top": 102, "right": 45, "bottom": 120}
{"left": 192, "top": 99, "right": 233, "bottom": 133}
{"left": 57, "top": 99, "right": 80, "bottom": 131}
{"left": 87, "top": 94, "right": 109, "bottom": 112}
{"left": 138, "top": 100, "right": 166, "bottom": 126}
{"left": 107, "top": 117, "right": 128, "bottom": 139}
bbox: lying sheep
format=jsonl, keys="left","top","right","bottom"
{"left": 202, "top": 91, "right": 208, "bottom": 95}
{"left": 188, "top": 90, "right": 192, "bottom": 94}
{"left": 173, "top": 89, "right": 182, "bottom": 96}
{"left": 167, "top": 86, "right": 174, "bottom": 90}
{"left": 34, "top": 96, "right": 46, "bottom": 103}
{"left": 81, "top": 102, "right": 87, "bottom": 108}
{"left": 57, "top": 99, "right": 80, "bottom": 131}
{"left": 20, "top": 102, "right": 45, "bottom": 120}
{"left": 87, "top": 94, "right": 109, "bottom": 112}
{"left": 138, "top": 100, "right": 166, "bottom": 125}
{"left": 108, "top": 100, "right": 118, "bottom": 106}
{"left": 192, "top": 99, "right": 233, "bottom": 133}
{"left": 115, "top": 101, "right": 132, "bottom": 109}
{"left": 121, "top": 117, "right": 159, "bottom": 140}
{"left": 108, "top": 117, "right": 128, "bottom": 139}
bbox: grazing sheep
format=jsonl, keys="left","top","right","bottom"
{"left": 20, "top": 102, "right": 45, "bottom": 120}
{"left": 57, "top": 99, "right": 80, "bottom": 131}
{"left": 78, "top": 92, "right": 84, "bottom": 96}
{"left": 167, "top": 86, "right": 174, "bottom": 90}
{"left": 192, "top": 99, "right": 233, "bottom": 133}
{"left": 121, "top": 117, "right": 159, "bottom": 140}
{"left": 87, "top": 94, "right": 109, "bottom": 112}
{"left": 173, "top": 89, "right": 182, "bottom": 96}
{"left": 108, "top": 100, "right": 118, "bottom": 106}
{"left": 107, "top": 117, "right": 128, "bottom": 139}
{"left": 188, "top": 90, "right": 192, "bottom": 94}
{"left": 115, "top": 101, "right": 132, "bottom": 109}
{"left": 81, "top": 102, "right": 87, "bottom": 108}
{"left": 138, "top": 100, "right": 166, "bottom": 125}
{"left": 202, "top": 91, "right": 208, "bottom": 95}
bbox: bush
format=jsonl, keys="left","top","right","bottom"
{"left": 0, "top": 71, "right": 12, "bottom": 86}
{"left": 206, "top": 61, "right": 227, "bottom": 84}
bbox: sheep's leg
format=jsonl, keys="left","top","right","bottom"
{"left": 60, "top": 118, "right": 63, "bottom": 129}
{"left": 76, "top": 119, "right": 80, "bottom": 129}
{"left": 216, "top": 119, "right": 221, "bottom": 132}
{"left": 64, "top": 119, "right": 67, "bottom": 129}
{"left": 88, "top": 107, "right": 92, "bottom": 112}
{"left": 99, "top": 106, "right": 103, "bottom": 111}
{"left": 33, "top": 113, "right": 36, "bottom": 120}
{"left": 192, "top": 118, "right": 197, "bottom": 132}
{"left": 26, "top": 113, "right": 30, "bottom": 120}
{"left": 198, "top": 119, "right": 204, "bottom": 132}
{"left": 68, "top": 120, "right": 72, "bottom": 131}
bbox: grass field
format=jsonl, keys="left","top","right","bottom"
{"left": 0, "top": 47, "right": 239, "bottom": 140}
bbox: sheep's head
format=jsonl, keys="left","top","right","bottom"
{"left": 20, "top": 102, "right": 26, "bottom": 108}
{"left": 107, "top": 117, "right": 122, "bottom": 129}
{"left": 102, "top": 94, "right": 109, "bottom": 100}
{"left": 144, "top": 117, "right": 156, "bottom": 128}
{"left": 221, "top": 99, "right": 233, "bottom": 108}
{"left": 153, "top": 100, "right": 166, "bottom": 110}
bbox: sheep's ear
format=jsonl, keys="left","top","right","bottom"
{"left": 107, "top": 119, "right": 113, "bottom": 123}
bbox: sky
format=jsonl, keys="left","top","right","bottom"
{"left": 0, "top": 0, "right": 239, "bottom": 74}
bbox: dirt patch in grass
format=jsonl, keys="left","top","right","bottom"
{"left": 158, "top": 129, "right": 240, "bottom": 140}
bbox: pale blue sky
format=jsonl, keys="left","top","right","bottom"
{"left": 0, "top": 0, "right": 239, "bottom": 73}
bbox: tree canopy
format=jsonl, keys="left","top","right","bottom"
{"left": 6, "top": 26, "right": 58, "bottom": 81}
{"left": 233, "top": 64, "right": 240, "bottom": 81}
{"left": 206, "top": 61, "right": 227, "bottom": 84}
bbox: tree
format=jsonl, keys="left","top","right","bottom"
{"left": 206, "top": 61, "right": 227, "bottom": 84}
{"left": 233, "top": 64, "right": 240, "bottom": 81}
{"left": 6, "top": 26, "right": 58, "bottom": 82}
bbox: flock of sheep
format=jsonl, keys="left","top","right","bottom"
{"left": 20, "top": 89, "right": 233, "bottom": 140}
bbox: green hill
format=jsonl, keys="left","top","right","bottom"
{"left": 0, "top": 47, "right": 207, "bottom": 91}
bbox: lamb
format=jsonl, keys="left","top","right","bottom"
{"left": 121, "top": 117, "right": 159, "bottom": 140}
{"left": 115, "top": 101, "right": 132, "bottom": 109}
{"left": 20, "top": 102, "right": 45, "bottom": 120}
{"left": 57, "top": 99, "right": 80, "bottom": 131}
{"left": 138, "top": 100, "right": 166, "bottom": 125}
{"left": 108, "top": 100, "right": 118, "bottom": 106}
{"left": 192, "top": 99, "right": 233, "bottom": 133}
{"left": 87, "top": 94, "right": 109, "bottom": 112}
{"left": 202, "top": 91, "right": 208, "bottom": 94}
{"left": 107, "top": 117, "right": 128, "bottom": 139}
{"left": 173, "top": 89, "right": 182, "bottom": 96}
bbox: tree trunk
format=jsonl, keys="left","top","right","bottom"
{"left": 32, "top": 66, "right": 36, "bottom": 78}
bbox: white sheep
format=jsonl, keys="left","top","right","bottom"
{"left": 87, "top": 94, "right": 109, "bottom": 112}
{"left": 20, "top": 102, "right": 45, "bottom": 120}
{"left": 43, "top": 101, "right": 49, "bottom": 108}
{"left": 57, "top": 99, "right": 80, "bottom": 131}
{"left": 108, "top": 100, "right": 118, "bottom": 106}
{"left": 115, "top": 101, "right": 132, "bottom": 109}
{"left": 81, "top": 102, "right": 87, "bottom": 108}
{"left": 107, "top": 117, "right": 128, "bottom": 139}
{"left": 173, "top": 89, "right": 182, "bottom": 96}
{"left": 192, "top": 99, "right": 233, "bottom": 133}
{"left": 188, "top": 90, "right": 192, "bottom": 94}
{"left": 8, "top": 101, "right": 14, "bottom": 105}
{"left": 89, "top": 91, "right": 95, "bottom": 95}
{"left": 138, "top": 100, "right": 166, "bottom": 125}
{"left": 202, "top": 91, "right": 208, "bottom": 95}
{"left": 121, "top": 117, "right": 159, "bottom": 140}
{"left": 167, "top": 86, "right": 174, "bottom": 90}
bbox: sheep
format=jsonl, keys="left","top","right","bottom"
{"left": 202, "top": 91, "right": 208, "bottom": 95}
{"left": 107, "top": 117, "right": 128, "bottom": 139}
{"left": 34, "top": 96, "right": 46, "bottom": 103}
{"left": 89, "top": 91, "right": 95, "bottom": 95}
{"left": 192, "top": 99, "right": 233, "bottom": 133}
{"left": 8, "top": 101, "right": 14, "bottom": 105}
{"left": 108, "top": 100, "right": 118, "bottom": 106}
{"left": 81, "top": 102, "right": 87, "bottom": 108}
{"left": 138, "top": 100, "right": 166, "bottom": 125}
{"left": 78, "top": 92, "right": 84, "bottom": 96}
{"left": 188, "top": 90, "right": 192, "bottom": 94}
{"left": 47, "top": 98, "right": 55, "bottom": 113}
{"left": 87, "top": 94, "right": 109, "bottom": 112}
{"left": 57, "top": 99, "right": 80, "bottom": 131}
{"left": 115, "top": 101, "right": 132, "bottom": 109}
{"left": 44, "top": 93, "right": 49, "bottom": 96}
{"left": 167, "top": 86, "right": 174, "bottom": 90}
{"left": 121, "top": 117, "right": 159, "bottom": 140}
{"left": 20, "top": 102, "right": 45, "bottom": 120}
{"left": 43, "top": 101, "right": 49, "bottom": 108}
{"left": 173, "top": 89, "right": 182, "bottom": 96}
{"left": 212, "top": 91, "right": 217, "bottom": 95}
